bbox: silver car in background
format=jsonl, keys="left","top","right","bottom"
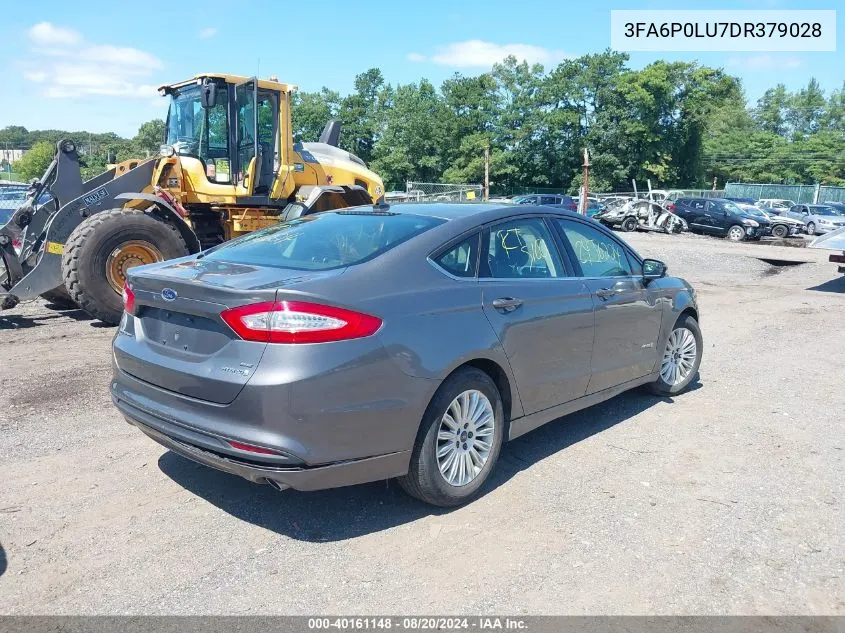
{"left": 111, "top": 204, "right": 702, "bottom": 507}
{"left": 785, "top": 204, "right": 845, "bottom": 235}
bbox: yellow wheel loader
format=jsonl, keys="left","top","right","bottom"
{"left": 0, "top": 74, "right": 384, "bottom": 324}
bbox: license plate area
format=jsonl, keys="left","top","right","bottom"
{"left": 139, "top": 307, "right": 231, "bottom": 355}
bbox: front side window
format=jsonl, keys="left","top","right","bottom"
{"left": 556, "top": 219, "right": 632, "bottom": 278}
{"left": 483, "top": 218, "right": 563, "bottom": 279}
{"left": 433, "top": 234, "right": 479, "bottom": 278}
{"left": 202, "top": 211, "right": 443, "bottom": 271}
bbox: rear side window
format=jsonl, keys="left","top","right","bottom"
{"left": 433, "top": 234, "right": 479, "bottom": 278}
{"left": 483, "top": 217, "right": 564, "bottom": 279}
{"left": 203, "top": 211, "right": 443, "bottom": 270}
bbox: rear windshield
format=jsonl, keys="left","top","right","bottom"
{"left": 201, "top": 211, "right": 444, "bottom": 270}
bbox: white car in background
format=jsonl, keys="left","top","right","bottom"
{"left": 757, "top": 199, "right": 796, "bottom": 213}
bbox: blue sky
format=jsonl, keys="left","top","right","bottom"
{"left": 1, "top": 0, "right": 842, "bottom": 138}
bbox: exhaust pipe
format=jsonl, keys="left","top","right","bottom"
{"left": 265, "top": 479, "right": 289, "bottom": 492}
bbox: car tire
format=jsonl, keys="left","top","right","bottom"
{"left": 621, "top": 217, "right": 638, "bottom": 232}
{"left": 726, "top": 225, "right": 745, "bottom": 242}
{"left": 398, "top": 367, "right": 505, "bottom": 507}
{"left": 806, "top": 222, "right": 816, "bottom": 236}
{"left": 649, "top": 314, "right": 702, "bottom": 396}
{"left": 771, "top": 224, "right": 788, "bottom": 239}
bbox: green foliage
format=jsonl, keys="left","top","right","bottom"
{"left": 12, "top": 141, "right": 54, "bottom": 180}
{"left": 3, "top": 60, "right": 843, "bottom": 191}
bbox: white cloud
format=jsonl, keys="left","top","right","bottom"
{"left": 28, "top": 22, "right": 82, "bottom": 47}
{"left": 428, "top": 40, "right": 569, "bottom": 68}
{"left": 406, "top": 52, "right": 426, "bottom": 63}
{"left": 80, "top": 45, "right": 162, "bottom": 69}
{"left": 727, "top": 54, "right": 801, "bottom": 70}
{"left": 20, "top": 22, "right": 163, "bottom": 99}
{"left": 199, "top": 27, "right": 218, "bottom": 39}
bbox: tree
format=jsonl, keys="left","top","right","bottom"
{"left": 292, "top": 88, "right": 341, "bottom": 142}
{"left": 755, "top": 85, "right": 790, "bottom": 136}
{"left": 133, "top": 119, "right": 165, "bottom": 155}
{"left": 12, "top": 141, "right": 55, "bottom": 180}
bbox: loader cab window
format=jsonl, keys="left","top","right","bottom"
{"left": 165, "top": 84, "right": 231, "bottom": 183}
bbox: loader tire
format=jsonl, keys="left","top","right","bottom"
{"left": 62, "top": 208, "right": 189, "bottom": 325}
{"left": 40, "top": 286, "right": 77, "bottom": 310}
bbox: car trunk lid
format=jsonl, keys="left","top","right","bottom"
{"left": 113, "top": 257, "right": 344, "bottom": 404}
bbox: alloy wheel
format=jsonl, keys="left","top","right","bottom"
{"left": 436, "top": 389, "right": 495, "bottom": 487}
{"left": 728, "top": 226, "right": 745, "bottom": 241}
{"left": 660, "top": 327, "right": 698, "bottom": 386}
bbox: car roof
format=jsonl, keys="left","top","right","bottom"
{"left": 339, "top": 202, "right": 587, "bottom": 223}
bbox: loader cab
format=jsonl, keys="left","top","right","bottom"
{"left": 162, "top": 75, "right": 291, "bottom": 202}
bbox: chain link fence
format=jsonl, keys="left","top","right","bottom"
{"left": 401, "top": 182, "right": 483, "bottom": 203}
{"left": 724, "top": 182, "right": 845, "bottom": 204}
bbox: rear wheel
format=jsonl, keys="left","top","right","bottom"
{"left": 726, "top": 225, "right": 745, "bottom": 242}
{"left": 398, "top": 367, "right": 504, "bottom": 507}
{"left": 771, "top": 224, "right": 788, "bottom": 239}
{"left": 621, "top": 216, "right": 638, "bottom": 232}
{"left": 62, "top": 208, "right": 189, "bottom": 325}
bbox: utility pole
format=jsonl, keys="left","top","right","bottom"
{"left": 483, "top": 143, "right": 490, "bottom": 201}
{"left": 581, "top": 148, "right": 590, "bottom": 215}
{"left": 712, "top": 176, "right": 717, "bottom": 192}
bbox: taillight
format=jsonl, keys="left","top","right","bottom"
{"left": 220, "top": 300, "right": 382, "bottom": 344}
{"left": 666, "top": 203, "right": 676, "bottom": 211}
{"left": 122, "top": 281, "right": 135, "bottom": 314}
{"left": 566, "top": 203, "right": 578, "bottom": 211}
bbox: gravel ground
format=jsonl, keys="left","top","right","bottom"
{"left": 0, "top": 232, "right": 843, "bottom": 614}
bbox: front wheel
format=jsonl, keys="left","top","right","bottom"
{"left": 62, "top": 208, "right": 189, "bottom": 325}
{"left": 649, "top": 314, "right": 702, "bottom": 396}
{"left": 726, "top": 225, "right": 746, "bottom": 242}
{"left": 771, "top": 224, "right": 788, "bottom": 239}
{"left": 806, "top": 222, "right": 816, "bottom": 236}
{"left": 398, "top": 368, "right": 504, "bottom": 507}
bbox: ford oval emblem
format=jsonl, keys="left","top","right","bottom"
{"left": 161, "top": 288, "right": 177, "bottom": 302}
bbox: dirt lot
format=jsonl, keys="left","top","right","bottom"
{"left": 1, "top": 232, "right": 843, "bottom": 615}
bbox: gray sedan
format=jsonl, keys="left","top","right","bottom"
{"left": 785, "top": 204, "right": 845, "bottom": 235}
{"left": 111, "top": 204, "right": 702, "bottom": 506}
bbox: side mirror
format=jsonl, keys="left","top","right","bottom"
{"left": 642, "top": 258, "right": 667, "bottom": 283}
{"left": 200, "top": 79, "right": 217, "bottom": 109}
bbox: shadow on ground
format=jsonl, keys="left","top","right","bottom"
{"left": 159, "top": 381, "right": 700, "bottom": 542}
{"left": 0, "top": 308, "right": 91, "bottom": 330}
{"left": 0, "top": 543, "right": 6, "bottom": 577}
{"left": 807, "top": 275, "right": 845, "bottom": 294}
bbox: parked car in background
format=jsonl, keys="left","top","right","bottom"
{"left": 512, "top": 194, "right": 578, "bottom": 211}
{"left": 785, "top": 204, "right": 845, "bottom": 235}
{"left": 823, "top": 201, "right": 845, "bottom": 215}
{"left": 674, "top": 198, "right": 769, "bottom": 241}
{"left": 112, "top": 203, "right": 701, "bottom": 507}
{"left": 757, "top": 199, "right": 796, "bottom": 213}
{"left": 735, "top": 203, "right": 804, "bottom": 238}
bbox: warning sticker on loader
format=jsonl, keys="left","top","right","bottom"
{"left": 46, "top": 242, "right": 64, "bottom": 255}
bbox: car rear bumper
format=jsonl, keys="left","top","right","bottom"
{"left": 114, "top": 390, "right": 412, "bottom": 491}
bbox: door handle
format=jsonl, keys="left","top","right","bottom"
{"left": 492, "top": 297, "right": 523, "bottom": 312}
{"left": 595, "top": 288, "right": 617, "bottom": 300}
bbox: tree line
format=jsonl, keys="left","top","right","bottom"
{"left": 4, "top": 50, "right": 844, "bottom": 191}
